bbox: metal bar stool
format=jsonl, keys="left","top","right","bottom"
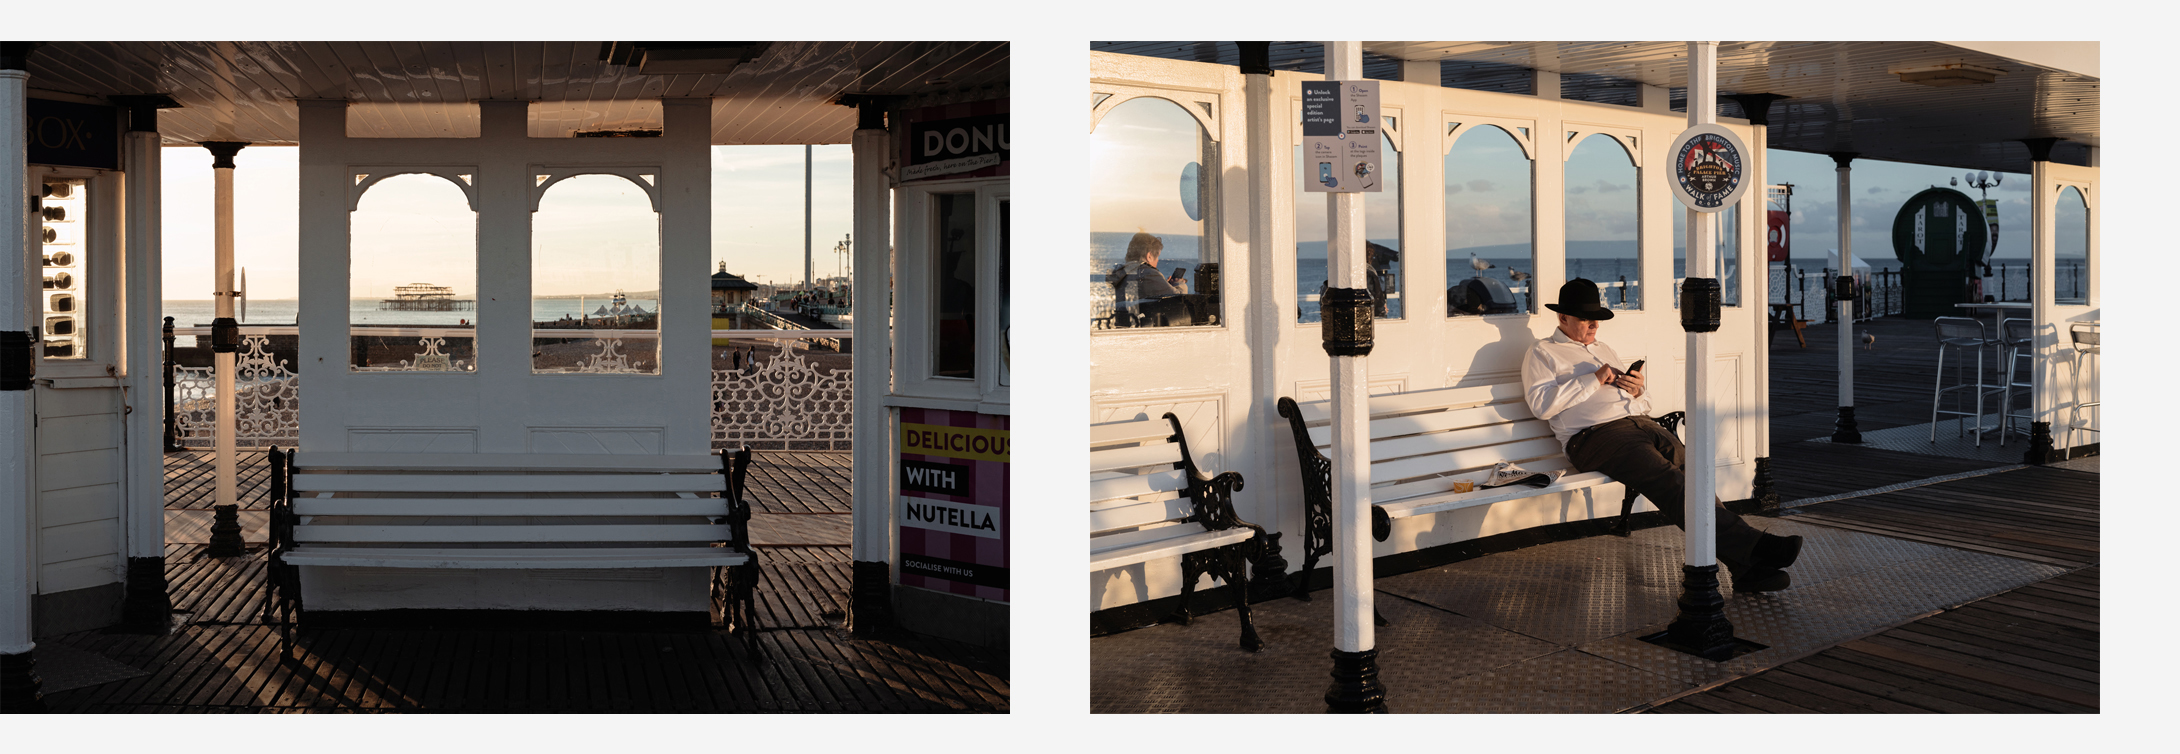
{"left": 1931, "top": 317, "right": 2005, "bottom": 446}
{"left": 2068, "top": 323, "right": 2100, "bottom": 450}
{"left": 2000, "top": 318, "right": 2036, "bottom": 444}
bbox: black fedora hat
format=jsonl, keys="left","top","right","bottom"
{"left": 1544, "top": 278, "right": 1615, "bottom": 320}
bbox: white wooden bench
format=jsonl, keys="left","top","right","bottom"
{"left": 1091, "top": 412, "right": 1267, "bottom": 652}
{"left": 1276, "top": 383, "right": 1681, "bottom": 601}
{"left": 263, "top": 448, "right": 760, "bottom": 640}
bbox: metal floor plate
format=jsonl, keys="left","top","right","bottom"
{"left": 31, "top": 642, "right": 151, "bottom": 694}
{"left": 1807, "top": 414, "right": 2032, "bottom": 463}
{"left": 1092, "top": 519, "right": 2067, "bottom": 713}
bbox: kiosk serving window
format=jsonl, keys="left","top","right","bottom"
{"left": 531, "top": 173, "right": 662, "bottom": 375}
{"left": 1089, "top": 97, "right": 1220, "bottom": 331}
{"left": 1444, "top": 125, "right": 1534, "bottom": 317}
{"left": 1295, "top": 131, "right": 1402, "bottom": 323}
{"left": 350, "top": 173, "right": 478, "bottom": 371}
{"left": 1565, "top": 133, "right": 1642, "bottom": 310}
{"left": 40, "top": 176, "right": 89, "bottom": 359}
{"left": 934, "top": 193, "right": 977, "bottom": 379}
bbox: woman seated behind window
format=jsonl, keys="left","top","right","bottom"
{"left": 1108, "top": 231, "right": 1192, "bottom": 326}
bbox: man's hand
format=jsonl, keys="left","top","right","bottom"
{"left": 1613, "top": 367, "right": 1644, "bottom": 398}
{"left": 1595, "top": 365, "right": 1618, "bottom": 386}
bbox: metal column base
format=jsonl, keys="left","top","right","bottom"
{"left": 2024, "top": 421, "right": 2054, "bottom": 465}
{"left": 1831, "top": 406, "right": 1862, "bottom": 444}
{"left": 0, "top": 650, "right": 47, "bottom": 713}
{"left": 849, "top": 560, "right": 894, "bottom": 636}
{"left": 207, "top": 504, "right": 244, "bottom": 557}
{"left": 1324, "top": 648, "right": 1388, "bottom": 713}
{"left": 1645, "top": 564, "right": 1756, "bottom": 662}
{"left": 118, "top": 556, "right": 172, "bottom": 633}
{"left": 1749, "top": 457, "right": 1779, "bottom": 513}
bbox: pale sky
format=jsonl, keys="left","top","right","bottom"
{"left": 162, "top": 144, "right": 856, "bottom": 300}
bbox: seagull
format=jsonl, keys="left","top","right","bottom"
{"left": 1507, "top": 268, "right": 1530, "bottom": 283}
{"left": 1861, "top": 331, "right": 1877, "bottom": 351}
{"left": 1469, "top": 253, "right": 1495, "bottom": 272}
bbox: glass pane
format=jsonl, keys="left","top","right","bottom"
{"left": 934, "top": 192, "right": 976, "bottom": 379}
{"left": 1565, "top": 134, "right": 1641, "bottom": 310}
{"left": 532, "top": 174, "right": 660, "bottom": 375}
{"left": 1295, "top": 132, "right": 1402, "bottom": 322}
{"left": 1672, "top": 201, "right": 1742, "bottom": 308}
{"left": 350, "top": 174, "right": 477, "bottom": 372}
{"left": 1089, "top": 97, "right": 1219, "bottom": 330}
{"left": 39, "top": 177, "right": 88, "bottom": 359}
{"left": 2056, "top": 187, "right": 2089, "bottom": 304}
{"left": 1444, "top": 126, "right": 1533, "bottom": 317}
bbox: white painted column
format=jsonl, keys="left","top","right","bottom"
{"left": 1835, "top": 158, "right": 1854, "bottom": 415}
{"left": 1749, "top": 122, "right": 1771, "bottom": 468}
{"left": 2030, "top": 159, "right": 2053, "bottom": 433}
{"left": 1682, "top": 41, "right": 1718, "bottom": 570}
{"left": 122, "top": 108, "right": 168, "bottom": 616}
{"left": 210, "top": 147, "right": 239, "bottom": 512}
{"left": 1, "top": 64, "right": 37, "bottom": 670}
{"left": 1326, "top": 40, "right": 1372, "bottom": 658}
{"left": 805, "top": 145, "right": 814, "bottom": 291}
{"left": 848, "top": 107, "right": 895, "bottom": 630}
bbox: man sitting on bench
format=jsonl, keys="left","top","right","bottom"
{"left": 1522, "top": 278, "right": 1804, "bottom": 591}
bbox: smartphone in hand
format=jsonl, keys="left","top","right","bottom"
{"left": 1627, "top": 359, "right": 1645, "bottom": 374}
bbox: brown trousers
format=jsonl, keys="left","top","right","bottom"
{"left": 1565, "top": 415, "right": 1765, "bottom": 568}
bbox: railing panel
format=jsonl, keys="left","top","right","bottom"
{"left": 166, "top": 327, "right": 854, "bottom": 451}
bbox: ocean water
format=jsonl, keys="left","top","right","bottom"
{"left": 162, "top": 298, "right": 661, "bottom": 328}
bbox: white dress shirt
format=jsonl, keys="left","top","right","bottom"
{"left": 1522, "top": 328, "right": 1650, "bottom": 449}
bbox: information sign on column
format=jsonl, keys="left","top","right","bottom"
{"left": 1302, "top": 80, "right": 1382, "bottom": 193}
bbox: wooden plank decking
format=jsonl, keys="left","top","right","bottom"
{"left": 1649, "top": 452, "right": 2098, "bottom": 712}
{"left": 34, "top": 450, "right": 1006, "bottom": 713}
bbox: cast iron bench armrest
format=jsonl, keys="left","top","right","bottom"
{"left": 1089, "top": 412, "right": 1273, "bottom": 652}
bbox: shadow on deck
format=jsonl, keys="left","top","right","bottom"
{"left": 34, "top": 450, "right": 1008, "bottom": 713}
{"left": 1090, "top": 315, "right": 2096, "bottom": 714}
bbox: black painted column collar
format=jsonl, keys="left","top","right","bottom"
{"left": 1724, "top": 93, "right": 1785, "bottom": 127}
{"left": 0, "top": 42, "right": 40, "bottom": 71}
{"left": 1237, "top": 42, "right": 1273, "bottom": 76}
{"left": 1828, "top": 152, "right": 1858, "bottom": 170}
{"left": 1832, "top": 406, "right": 1862, "bottom": 444}
{"left": 0, "top": 331, "right": 33, "bottom": 391}
{"left": 1320, "top": 288, "right": 1375, "bottom": 357}
{"left": 2020, "top": 137, "right": 2062, "bottom": 164}
{"left": 201, "top": 141, "right": 247, "bottom": 169}
{"left": 850, "top": 560, "right": 894, "bottom": 636}
{"left": 111, "top": 94, "right": 181, "bottom": 134}
{"left": 1680, "top": 278, "right": 1721, "bottom": 333}
{"left": 1662, "top": 564, "right": 1737, "bottom": 661}
{"left": 0, "top": 650, "right": 47, "bottom": 712}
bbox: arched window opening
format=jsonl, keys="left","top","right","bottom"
{"left": 1444, "top": 125, "right": 1533, "bottom": 317}
{"left": 1295, "top": 131, "right": 1402, "bottom": 322}
{"left": 2055, "top": 186, "right": 2089, "bottom": 305}
{"left": 350, "top": 173, "right": 477, "bottom": 372}
{"left": 1089, "top": 97, "right": 1220, "bottom": 331}
{"left": 533, "top": 174, "right": 661, "bottom": 374}
{"left": 1565, "top": 134, "right": 1642, "bottom": 310}
{"left": 1673, "top": 201, "right": 1742, "bottom": 309}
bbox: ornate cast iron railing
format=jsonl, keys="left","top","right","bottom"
{"left": 167, "top": 326, "right": 853, "bottom": 450}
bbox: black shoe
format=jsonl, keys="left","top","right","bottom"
{"left": 1751, "top": 533, "right": 1803, "bottom": 571}
{"left": 1728, "top": 565, "right": 1791, "bottom": 592}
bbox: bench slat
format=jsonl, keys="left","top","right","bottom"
{"left": 1090, "top": 468, "right": 1186, "bottom": 504}
{"left": 294, "top": 452, "right": 721, "bottom": 473}
{"left": 1090, "top": 417, "right": 1171, "bottom": 446}
{"left": 1307, "top": 401, "right": 1535, "bottom": 447}
{"left": 1376, "top": 470, "right": 1617, "bottom": 520}
{"left": 1088, "top": 442, "right": 1184, "bottom": 474}
{"left": 294, "top": 498, "right": 727, "bottom": 517}
{"left": 279, "top": 547, "right": 748, "bottom": 569}
{"left": 1364, "top": 419, "right": 1554, "bottom": 465}
{"left": 1370, "top": 456, "right": 1579, "bottom": 505}
{"left": 1091, "top": 494, "right": 1194, "bottom": 534}
{"left": 1367, "top": 436, "right": 1565, "bottom": 485}
{"left": 295, "top": 524, "right": 733, "bottom": 544}
{"left": 1292, "top": 383, "right": 1519, "bottom": 423}
{"left": 293, "top": 474, "right": 725, "bottom": 494}
{"left": 1090, "top": 525, "right": 1253, "bottom": 572}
